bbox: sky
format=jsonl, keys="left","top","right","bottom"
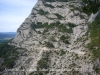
{"left": 0, "top": 0, "right": 38, "bottom": 32}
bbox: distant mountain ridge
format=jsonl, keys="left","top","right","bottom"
{"left": 0, "top": 32, "right": 16, "bottom": 39}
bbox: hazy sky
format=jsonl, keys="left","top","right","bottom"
{"left": 0, "top": 0, "right": 38, "bottom": 32}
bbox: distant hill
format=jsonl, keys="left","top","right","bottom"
{"left": 0, "top": 32, "right": 16, "bottom": 39}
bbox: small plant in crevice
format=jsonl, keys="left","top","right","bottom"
{"left": 67, "top": 22, "right": 76, "bottom": 28}
{"left": 30, "top": 22, "right": 37, "bottom": 31}
{"left": 60, "top": 50, "right": 66, "bottom": 56}
{"left": 46, "top": 16, "right": 55, "bottom": 20}
{"left": 69, "top": 5, "right": 75, "bottom": 8}
{"left": 57, "top": 5, "right": 64, "bottom": 8}
{"left": 38, "top": 9, "right": 49, "bottom": 15}
{"left": 42, "top": 29, "right": 48, "bottom": 34}
{"left": 58, "top": 24, "right": 73, "bottom": 33}
{"left": 45, "top": 42, "right": 54, "bottom": 48}
{"left": 54, "top": 13, "right": 64, "bottom": 19}
{"left": 43, "top": 3, "right": 54, "bottom": 8}
{"left": 37, "top": 51, "right": 51, "bottom": 70}
{"left": 29, "top": 72, "right": 34, "bottom": 75}
{"left": 80, "top": 14, "right": 85, "bottom": 19}
{"left": 93, "top": 65, "right": 100, "bottom": 75}
{"left": 50, "top": 36, "right": 56, "bottom": 42}
{"left": 69, "top": 4, "right": 82, "bottom": 12}
{"left": 60, "top": 35, "right": 70, "bottom": 44}
{"left": 60, "top": 35, "right": 69, "bottom": 40}
{"left": 38, "top": 31, "right": 41, "bottom": 34}
{"left": 43, "top": 0, "right": 69, "bottom": 2}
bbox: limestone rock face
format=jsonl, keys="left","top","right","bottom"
{"left": 2, "top": 0, "right": 99, "bottom": 75}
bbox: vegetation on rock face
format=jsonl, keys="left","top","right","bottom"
{"left": 43, "top": 3, "right": 54, "bottom": 8}
{"left": 29, "top": 72, "right": 34, "bottom": 75}
{"left": 45, "top": 42, "right": 54, "bottom": 48}
{"left": 37, "top": 51, "right": 50, "bottom": 70}
{"left": 30, "top": 21, "right": 75, "bottom": 35}
{"left": 50, "top": 36, "right": 56, "bottom": 42}
{"left": 60, "top": 50, "right": 66, "bottom": 56}
{"left": 38, "top": 9, "right": 49, "bottom": 15}
{"left": 67, "top": 22, "right": 76, "bottom": 28}
{"left": 30, "top": 22, "right": 37, "bottom": 30}
{"left": 54, "top": 13, "right": 64, "bottom": 19}
{"left": 69, "top": 4, "right": 82, "bottom": 12}
{"left": 43, "top": 0, "right": 70, "bottom": 2}
{"left": 0, "top": 41, "right": 19, "bottom": 69}
{"left": 81, "top": 1, "right": 100, "bottom": 74}
{"left": 82, "top": 0, "right": 100, "bottom": 14}
{"left": 60, "top": 35, "right": 69, "bottom": 41}
{"left": 88, "top": 16, "right": 100, "bottom": 58}
{"left": 79, "top": 14, "right": 85, "bottom": 19}
{"left": 29, "top": 71, "right": 44, "bottom": 75}
{"left": 60, "top": 35, "right": 70, "bottom": 44}
{"left": 93, "top": 66, "right": 100, "bottom": 75}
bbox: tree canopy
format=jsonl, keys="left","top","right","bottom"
{"left": 82, "top": 0, "right": 100, "bottom": 14}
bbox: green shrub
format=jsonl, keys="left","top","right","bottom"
{"left": 72, "top": 71, "right": 80, "bottom": 75}
{"left": 69, "top": 4, "right": 81, "bottom": 12}
{"left": 69, "top": 5, "right": 75, "bottom": 8}
{"left": 57, "top": 5, "right": 64, "bottom": 8}
{"left": 0, "top": 41, "right": 20, "bottom": 68}
{"left": 30, "top": 22, "right": 37, "bottom": 30}
{"left": 37, "top": 52, "right": 50, "bottom": 70}
{"left": 67, "top": 28, "right": 73, "bottom": 33}
{"left": 45, "top": 42, "right": 54, "bottom": 48}
{"left": 30, "top": 21, "right": 74, "bottom": 34}
{"left": 80, "top": 14, "right": 85, "bottom": 19}
{"left": 38, "top": 9, "right": 49, "bottom": 15}
{"left": 43, "top": 0, "right": 69, "bottom": 2}
{"left": 63, "top": 40, "right": 70, "bottom": 44}
{"left": 36, "top": 22, "right": 43, "bottom": 28}
{"left": 4, "top": 57, "right": 15, "bottom": 68}
{"left": 54, "top": 13, "right": 64, "bottom": 19}
{"left": 37, "top": 58, "right": 49, "bottom": 69}
{"left": 61, "top": 25, "right": 67, "bottom": 32}
{"left": 44, "top": 3, "right": 54, "bottom": 8}
{"left": 38, "top": 31, "right": 41, "bottom": 34}
{"left": 42, "top": 29, "right": 48, "bottom": 34}
{"left": 88, "top": 16, "right": 100, "bottom": 58}
{"left": 43, "top": 22, "right": 48, "bottom": 26}
{"left": 60, "top": 35, "right": 69, "bottom": 40}
{"left": 29, "top": 72, "right": 34, "bottom": 75}
{"left": 93, "top": 67, "right": 100, "bottom": 74}
{"left": 31, "top": 22, "right": 48, "bottom": 30}
{"left": 90, "top": 48, "right": 100, "bottom": 59}
{"left": 67, "top": 22, "right": 76, "bottom": 28}
{"left": 39, "top": 73, "right": 43, "bottom": 75}
{"left": 82, "top": 0, "right": 100, "bottom": 14}
{"left": 60, "top": 50, "right": 66, "bottom": 56}
{"left": 47, "top": 17, "right": 55, "bottom": 20}
{"left": 56, "top": 21, "right": 60, "bottom": 25}
{"left": 50, "top": 36, "right": 56, "bottom": 42}
{"left": 58, "top": 24, "right": 70, "bottom": 33}
{"left": 60, "top": 35, "right": 70, "bottom": 44}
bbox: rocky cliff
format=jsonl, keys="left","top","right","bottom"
{"left": 1, "top": 0, "right": 100, "bottom": 75}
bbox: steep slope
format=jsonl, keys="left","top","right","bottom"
{"left": 0, "top": 0, "right": 99, "bottom": 75}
